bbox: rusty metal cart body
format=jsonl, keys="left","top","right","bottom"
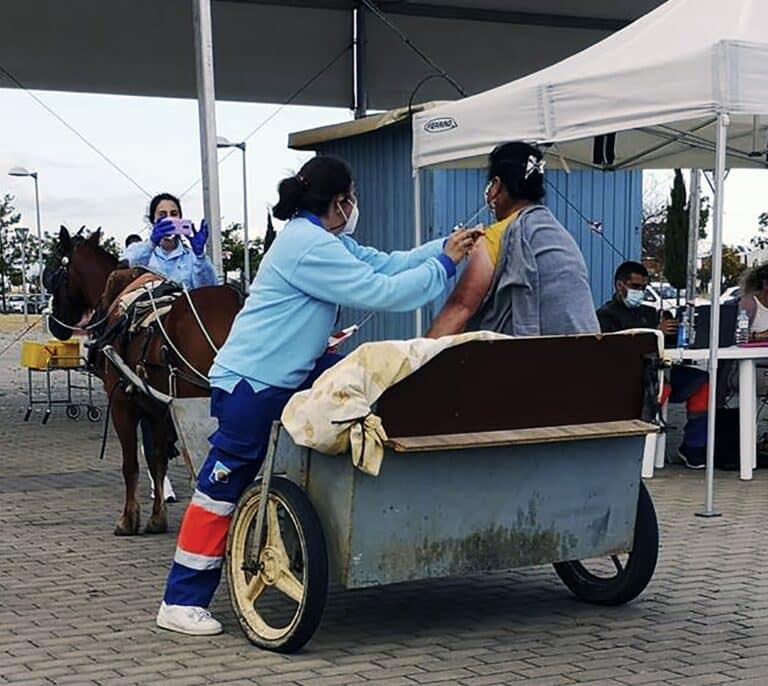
{"left": 175, "top": 331, "right": 662, "bottom": 653}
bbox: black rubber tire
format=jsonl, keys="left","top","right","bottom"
{"left": 227, "top": 476, "right": 328, "bottom": 653}
{"left": 65, "top": 404, "right": 81, "bottom": 420}
{"left": 553, "top": 481, "right": 658, "bottom": 606}
{"left": 87, "top": 406, "right": 103, "bottom": 422}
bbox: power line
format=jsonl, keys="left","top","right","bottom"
{"left": 179, "top": 42, "right": 354, "bottom": 199}
{"left": 360, "top": 0, "right": 466, "bottom": 98}
{"left": 0, "top": 64, "right": 152, "bottom": 198}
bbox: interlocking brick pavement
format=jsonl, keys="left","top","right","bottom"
{"left": 3, "top": 327, "right": 768, "bottom": 686}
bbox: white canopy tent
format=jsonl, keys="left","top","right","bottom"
{"left": 412, "top": 0, "right": 768, "bottom": 514}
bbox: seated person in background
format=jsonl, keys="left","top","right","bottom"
{"left": 597, "top": 261, "right": 709, "bottom": 469}
{"left": 116, "top": 233, "right": 143, "bottom": 269}
{"left": 124, "top": 192, "right": 218, "bottom": 289}
{"left": 739, "top": 263, "right": 768, "bottom": 341}
{"left": 427, "top": 142, "right": 598, "bottom": 338}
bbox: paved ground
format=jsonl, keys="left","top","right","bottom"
{"left": 3, "top": 324, "right": 768, "bottom": 686}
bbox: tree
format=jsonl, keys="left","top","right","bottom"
{"left": 698, "top": 246, "right": 747, "bottom": 294}
{"left": 752, "top": 212, "right": 768, "bottom": 249}
{"left": 664, "top": 169, "right": 688, "bottom": 298}
{"left": 0, "top": 194, "right": 21, "bottom": 310}
{"left": 220, "top": 222, "right": 266, "bottom": 288}
{"left": 641, "top": 177, "right": 668, "bottom": 276}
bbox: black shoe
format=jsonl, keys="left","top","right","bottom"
{"left": 678, "top": 444, "right": 706, "bottom": 469}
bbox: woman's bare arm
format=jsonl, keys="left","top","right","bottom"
{"left": 426, "top": 239, "right": 495, "bottom": 338}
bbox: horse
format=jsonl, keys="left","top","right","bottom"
{"left": 45, "top": 226, "right": 244, "bottom": 535}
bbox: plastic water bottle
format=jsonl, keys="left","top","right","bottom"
{"left": 736, "top": 309, "right": 750, "bottom": 345}
{"left": 676, "top": 310, "right": 690, "bottom": 349}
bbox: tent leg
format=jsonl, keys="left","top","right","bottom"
{"left": 684, "top": 170, "right": 700, "bottom": 342}
{"left": 413, "top": 168, "right": 423, "bottom": 336}
{"left": 193, "top": 0, "right": 224, "bottom": 279}
{"left": 696, "top": 114, "right": 729, "bottom": 519}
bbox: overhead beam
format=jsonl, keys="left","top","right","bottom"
{"left": 219, "top": 0, "right": 631, "bottom": 31}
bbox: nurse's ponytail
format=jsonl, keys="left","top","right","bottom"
{"left": 273, "top": 156, "right": 353, "bottom": 221}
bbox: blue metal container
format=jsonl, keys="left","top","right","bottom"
{"left": 296, "top": 119, "right": 642, "bottom": 343}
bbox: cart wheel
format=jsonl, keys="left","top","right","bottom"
{"left": 87, "top": 406, "right": 103, "bottom": 422}
{"left": 23, "top": 408, "right": 31, "bottom": 422}
{"left": 42, "top": 410, "right": 51, "bottom": 425}
{"left": 553, "top": 482, "right": 658, "bottom": 606}
{"left": 227, "top": 476, "right": 328, "bottom": 653}
{"left": 66, "top": 405, "right": 81, "bottom": 420}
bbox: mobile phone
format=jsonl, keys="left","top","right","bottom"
{"left": 165, "top": 218, "right": 194, "bottom": 237}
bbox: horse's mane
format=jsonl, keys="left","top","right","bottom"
{"left": 72, "top": 235, "right": 120, "bottom": 267}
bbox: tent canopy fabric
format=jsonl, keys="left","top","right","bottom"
{"left": 2, "top": 0, "right": 662, "bottom": 110}
{"left": 412, "top": 0, "right": 768, "bottom": 170}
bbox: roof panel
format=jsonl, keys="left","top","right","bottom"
{"left": 1, "top": 0, "right": 663, "bottom": 108}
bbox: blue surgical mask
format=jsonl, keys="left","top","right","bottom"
{"left": 624, "top": 288, "right": 645, "bottom": 309}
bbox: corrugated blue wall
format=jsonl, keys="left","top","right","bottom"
{"left": 315, "top": 121, "right": 642, "bottom": 345}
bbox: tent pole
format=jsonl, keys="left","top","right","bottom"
{"left": 354, "top": 6, "right": 368, "bottom": 119}
{"left": 193, "top": 0, "right": 223, "bottom": 279}
{"left": 685, "top": 169, "right": 700, "bottom": 338}
{"left": 697, "top": 114, "right": 728, "bottom": 519}
{"left": 413, "top": 168, "right": 423, "bottom": 336}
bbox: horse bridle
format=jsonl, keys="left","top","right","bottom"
{"left": 45, "top": 251, "right": 112, "bottom": 333}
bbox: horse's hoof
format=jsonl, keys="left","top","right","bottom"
{"left": 114, "top": 514, "right": 140, "bottom": 536}
{"left": 144, "top": 517, "right": 168, "bottom": 535}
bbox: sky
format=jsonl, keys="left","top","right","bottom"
{"left": 0, "top": 88, "right": 350, "bottom": 246}
{"left": 1, "top": 87, "right": 766, "bottom": 251}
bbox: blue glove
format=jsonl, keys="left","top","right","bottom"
{"left": 151, "top": 219, "right": 175, "bottom": 245}
{"left": 190, "top": 219, "right": 209, "bottom": 257}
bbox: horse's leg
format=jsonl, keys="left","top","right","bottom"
{"left": 112, "top": 393, "right": 142, "bottom": 536}
{"left": 144, "top": 416, "right": 169, "bottom": 534}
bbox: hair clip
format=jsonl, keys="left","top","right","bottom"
{"left": 525, "top": 155, "right": 546, "bottom": 180}
{"left": 295, "top": 173, "right": 309, "bottom": 189}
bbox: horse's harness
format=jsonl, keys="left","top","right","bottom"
{"left": 47, "top": 247, "right": 224, "bottom": 397}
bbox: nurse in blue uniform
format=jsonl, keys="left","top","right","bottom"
{"left": 156, "top": 155, "right": 481, "bottom": 635}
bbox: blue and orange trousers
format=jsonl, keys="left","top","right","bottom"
{"left": 162, "top": 354, "right": 340, "bottom": 607}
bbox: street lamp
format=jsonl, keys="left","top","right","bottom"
{"left": 8, "top": 167, "right": 44, "bottom": 298}
{"left": 216, "top": 137, "right": 250, "bottom": 285}
{"left": 14, "top": 226, "right": 30, "bottom": 325}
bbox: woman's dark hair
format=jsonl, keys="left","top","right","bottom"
{"left": 148, "top": 192, "right": 182, "bottom": 224}
{"left": 488, "top": 142, "right": 545, "bottom": 203}
{"left": 272, "top": 156, "right": 353, "bottom": 221}
{"left": 741, "top": 263, "right": 768, "bottom": 295}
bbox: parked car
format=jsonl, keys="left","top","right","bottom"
{"left": 719, "top": 286, "right": 742, "bottom": 304}
{"left": 4, "top": 295, "right": 26, "bottom": 314}
{"left": 642, "top": 283, "right": 684, "bottom": 316}
{"left": 2, "top": 294, "right": 49, "bottom": 314}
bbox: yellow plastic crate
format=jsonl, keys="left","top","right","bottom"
{"left": 21, "top": 339, "right": 81, "bottom": 370}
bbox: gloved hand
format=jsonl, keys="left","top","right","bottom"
{"left": 151, "top": 219, "right": 176, "bottom": 245}
{"left": 190, "top": 219, "right": 209, "bottom": 257}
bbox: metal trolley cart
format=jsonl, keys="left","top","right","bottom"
{"left": 21, "top": 339, "right": 103, "bottom": 424}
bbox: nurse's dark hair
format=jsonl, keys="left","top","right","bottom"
{"left": 148, "top": 192, "right": 182, "bottom": 224}
{"left": 272, "top": 156, "right": 353, "bottom": 221}
{"left": 741, "top": 262, "right": 768, "bottom": 295}
{"left": 488, "top": 142, "right": 545, "bottom": 203}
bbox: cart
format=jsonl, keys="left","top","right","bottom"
{"left": 173, "top": 331, "right": 662, "bottom": 653}
{"left": 21, "top": 340, "right": 103, "bottom": 424}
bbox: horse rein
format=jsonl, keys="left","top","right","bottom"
{"left": 47, "top": 250, "right": 215, "bottom": 385}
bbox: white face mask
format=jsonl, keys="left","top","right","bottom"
{"left": 338, "top": 201, "right": 359, "bottom": 235}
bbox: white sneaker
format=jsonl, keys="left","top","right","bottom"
{"left": 156, "top": 601, "right": 223, "bottom": 636}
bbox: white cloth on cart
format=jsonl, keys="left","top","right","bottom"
{"left": 281, "top": 331, "right": 511, "bottom": 476}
